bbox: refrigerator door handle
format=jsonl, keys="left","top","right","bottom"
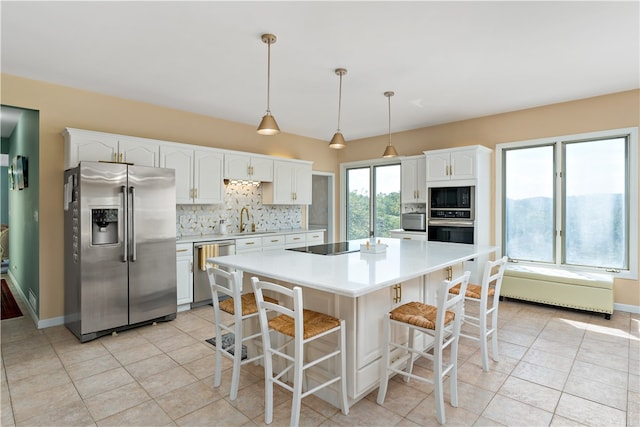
{"left": 130, "top": 186, "right": 136, "bottom": 262}
{"left": 121, "top": 185, "right": 128, "bottom": 262}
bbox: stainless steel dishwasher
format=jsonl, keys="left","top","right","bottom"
{"left": 193, "top": 240, "right": 236, "bottom": 307}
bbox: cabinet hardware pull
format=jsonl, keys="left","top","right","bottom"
{"left": 190, "top": 261, "right": 193, "bottom": 272}
{"left": 176, "top": 249, "right": 189, "bottom": 253}
{"left": 446, "top": 266, "right": 453, "bottom": 281}
{"left": 246, "top": 242, "right": 255, "bottom": 245}
{"left": 119, "top": 153, "right": 124, "bottom": 163}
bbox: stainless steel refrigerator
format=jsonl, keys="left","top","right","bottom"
{"left": 64, "top": 162, "right": 177, "bottom": 342}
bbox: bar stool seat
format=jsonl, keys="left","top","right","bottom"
{"left": 377, "top": 272, "right": 470, "bottom": 425}
{"left": 449, "top": 256, "right": 508, "bottom": 372}
{"left": 252, "top": 277, "right": 349, "bottom": 426}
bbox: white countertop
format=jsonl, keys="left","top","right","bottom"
{"left": 177, "top": 228, "right": 325, "bottom": 244}
{"left": 212, "top": 238, "right": 497, "bottom": 297}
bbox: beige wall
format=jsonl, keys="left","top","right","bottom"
{"left": 1, "top": 74, "right": 339, "bottom": 320}
{"left": 2, "top": 72, "right": 638, "bottom": 320}
{"left": 338, "top": 89, "right": 640, "bottom": 307}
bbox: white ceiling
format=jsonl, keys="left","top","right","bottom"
{"left": 1, "top": 1, "right": 638, "bottom": 142}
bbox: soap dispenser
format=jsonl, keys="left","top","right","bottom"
{"left": 218, "top": 219, "right": 227, "bottom": 235}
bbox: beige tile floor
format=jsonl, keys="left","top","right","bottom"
{"left": 1, "top": 274, "right": 639, "bottom": 426}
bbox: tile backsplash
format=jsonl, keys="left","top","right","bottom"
{"left": 177, "top": 182, "right": 302, "bottom": 236}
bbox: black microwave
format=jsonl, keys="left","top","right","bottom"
{"left": 429, "top": 186, "right": 474, "bottom": 219}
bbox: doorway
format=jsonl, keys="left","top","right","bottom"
{"left": 309, "top": 172, "right": 335, "bottom": 243}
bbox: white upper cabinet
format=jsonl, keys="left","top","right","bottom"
{"left": 119, "top": 137, "right": 159, "bottom": 167}
{"left": 401, "top": 155, "right": 426, "bottom": 203}
{"left": 194, "top": 150, "right": 224, "bottom": 204}
{"left": 425, "top": 145, "right": 491, "bottom": 184}
{"left": 160, "top": 145, "right": 224, "bottom": 205}
{"left": 224, "top": 153, "right": 273, "bottom": 182}
{"left": 262, "top": 160, "right": 312, "bottom": 205}
{"left": 63, "top": 128, "right": 159, "bottom": 169}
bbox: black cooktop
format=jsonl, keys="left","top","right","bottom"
{"left": 287, "top": 241, "right": 360, "bottom": 256}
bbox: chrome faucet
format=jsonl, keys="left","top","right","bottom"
{"left": 240, "top": 207, "right": 250, "bottom": 232}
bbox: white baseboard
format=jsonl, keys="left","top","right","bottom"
{"left": 38, "top": 315, "right": 65, "bottom": 329}
{"left": 7, "top": 270, "right": 39, "bottom": 326}
{"left": 614, "top": 303, "right": 640, "bottom": 314}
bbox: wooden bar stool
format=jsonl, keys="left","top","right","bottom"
{"left": 377, "top": 272, "right": 470, "bottom": 425}
{"left": 207, "top": 267, "right": 276, "bottom": 400}
{"left": 251, "top": 277, "right": 349, "bottom": 426}
{"left": 449, "top": 256, "right": 508, "bottom": 371}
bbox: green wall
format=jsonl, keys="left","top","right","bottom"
{"left": 1, "top": 137, "right": 8, "bottom": 224}
{"left": 8, "top": 109, "right": 39, "bottom": 312}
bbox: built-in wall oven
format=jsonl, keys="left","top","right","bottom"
{"left": 428, "top": 186, "right": 475, "bottom": 244}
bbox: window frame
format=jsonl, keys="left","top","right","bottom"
{"left": 340, "top": 158, "right": 401, "bottom": 241}
{"left": 495, "top": 127, "right": 638, "bottom": 280}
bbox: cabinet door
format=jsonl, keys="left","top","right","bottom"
{"left": 224, "top": 154, "right": 251, "bottom": 180}
{"left": 176, "top": 244, "right": 193, "bottom": 306}
{"left": 271, "top": 161, "right": 295, "bottom": 204}
{"left": 292, "top": 163, "right": 312, "bottom": 204}
{"left": 306, "top": 231, "right": 324, "bottom": 245}
{"left": 401, "top": 159, "right": 418, "bottom": 203}
{"left": 160, "top": 145, "right": 194, "bottom": 204}
{"left": 66, "top": 133, "right": 119, "bottom": 168}
{"left": 425, "top": 153, "right": 451, "bottom": 182}
{"left": 450, "top": 150, "right": 476, "bottom": 180}
{"left": 356, "top": 278, "right": 423, "bottom": 369}
{"left": 194, "top": 150, "right": 224, "bottom": 204}
{"left": 250, "top": 157, "right": 274, "bottom": 182}
{"left": 415, "top": 159, "right": 426, "bottom": 202}
{"left": 390, "top": 231, "right": 426, "bottom": 241}
{"left": 119, "top": 138, "right": 159, "bottom": 167}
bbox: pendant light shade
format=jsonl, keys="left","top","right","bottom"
{"left": 382, "top": 91, "right": 399, "bottom": 158}
{"left": 257, "top": 33, "right": 280, "bottom": 136}
{"left": 329, "top": 68, "right": 347, "bottom": 149}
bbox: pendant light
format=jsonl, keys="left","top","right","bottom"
{"left": 382, "top": 91, "right": 399, "bottom": 158}
{"left": 256, "top": 33, "right": 280, "bottom": 136}
{"left": 329, "top": 68, "right": 347, "bottom": 149}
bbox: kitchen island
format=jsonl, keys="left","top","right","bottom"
{"left": 211, "top": 238, "right": 497, "bottom": 406}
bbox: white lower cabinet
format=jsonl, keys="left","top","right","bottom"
{"left": 285, "top": 233, "right": 306, "bottom": 249}
{"left": 176, "top": 243, "right": 193, "bottom": 308}
{"left": 262, "top": 235, "right": 285, "bottom": 251}
{"left": 235, "top": 237, "right": 262, "bottom": 254}
{"left": 390, "top": 230, "right": 427, "bottom": 241}
{"left": 306, "top": 231, "right": 324, "bottom": 245}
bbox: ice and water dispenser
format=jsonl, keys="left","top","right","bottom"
{"left": 91, "top": 208, "right": 119, "bottom": 245}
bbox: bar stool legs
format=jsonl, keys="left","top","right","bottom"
{"left": 252, "top": 277, "right": 349, "bottom": 426}
{"left": 377, "top": 272, "right": 470, "bottom": 425}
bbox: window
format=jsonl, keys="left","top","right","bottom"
{"left": 342, "top": 161, "right": 400, "bottom": 240}
{"left": 497, "top": 128, "right": 638, "bottom": 279}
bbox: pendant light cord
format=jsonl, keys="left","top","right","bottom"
{"left": 336, "top": 73, "right": 343, "bottom": 132}
{"left": 266, "top": 39, "right": 272, "bottom": 114}
{"left": 387, "top": 94, "right": 392, "bottom": 145}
